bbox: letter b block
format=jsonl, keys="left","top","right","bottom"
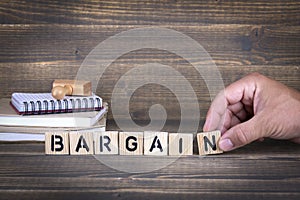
{"left": 45, "top": 132, "right": 69, "bottom": 155}
{"left": 197, "top": 131, "right": 223, "bottom": 155}
{"left": 119, "top": 132, "right": 144, "bottom": 155}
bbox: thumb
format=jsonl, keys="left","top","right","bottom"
{"left": 218, "top": 116, "right": 266, "bottom": 151}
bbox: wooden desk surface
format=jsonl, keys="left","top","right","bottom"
{"left": 0, "top": 0, "right": 299, "bottom": 199}
{"left": 0, "top": 137, "right": 299, "bottom": 199}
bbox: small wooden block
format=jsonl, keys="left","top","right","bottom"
{"left": 94, "top": 131, "right": 119, "bottom": 155}
{"left": 169, "top": 133, "right": 193, "bottom": 156}
{"left": 45, "top": 132, "right": 70, "bottom": 155}
{"left": 69, "top": 132, "right": 94, "bottom": 155}
{"left": 144, "top": 131, "right": 168, "bottom": 156}
{"left": 197, "top": 130, "right": 223, "bottom": 155}
{"left": 52, "top": 80, "right": 92, "bottom": 96}
{"left": 119, "top": 132, "right": 144, "bottom": 155}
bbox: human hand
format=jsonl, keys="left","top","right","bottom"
{"left": 203, "top": 73, "right": 300, "bottom": 151}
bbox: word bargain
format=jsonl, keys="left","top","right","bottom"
{"left": 45, "top": 130, "right": 223, "bottom": 156}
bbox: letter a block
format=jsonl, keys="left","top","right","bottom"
{"left": 94, "top": 131, "right": 119, "bottom": 155}
{"left": 144, "top": 131, "right": 168, "bottom": 156}
{"left": 197, "top": 130, "right": 223, "bottom": 155}
{"left": 119, "top": 132, "right": 143, "bottom": 155}
{"left": 45, "top": 132, "right": 69, "bottom": 155}
{"left": 169, "top": 133, "right": 193, "bottom": 156}
{"left": 69, "top": 132, "right": 94, "bottom": 155}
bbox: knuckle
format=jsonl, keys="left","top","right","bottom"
{"left": 249, "top": 72, "right": 262, "bottom": 77}
{"left": 248, "top": 72, "right": 263, "bottom": 81}
{"left": 235, "top": 126, "right": 250, "bottom": 145}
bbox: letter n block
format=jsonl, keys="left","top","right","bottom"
{"left": 45, "top": 132, "right": 69, "bottom": 155}
{"left": 197, "top": 130, "right": 223, "bottom": 155}
{"left": 144, "top": 131, "right": 168, "bottom": 156}
{"left": 69, "top": 132, "right": 94, "bottom": 155}
{"left": 94, "top": 131, "right": 119, "bottom": 155}
{"left": 169, "top": 133, "right": 193, "bottom": 156}
{"left": 119, "top": 132, "right": 143, "bottom": 155}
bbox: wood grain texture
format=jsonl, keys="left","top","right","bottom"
{"left": 119, "top": 132, "right": 144, "bottom": 155}
{"left": 45, "top": 132, "right": 69, "bottom": 155}
{"left": 94, "top": 131, "right": 119, "bottom": 155}
{"left": 0, "top": 1, "right": 299, "bottom": 125}
{"left": 1, "top": 63, "right": 298, "bottom": 126}
{"left": 169, "top": 133, "right": 193, "bottom": 156}
{"left": 197, "top": 130, "right": 223, "bottom": 155}
{"left": 0, "top": 140, "right": 299, "bottom": 199}
{"left": 0, "top": 25, "right": 299, "bottom": 65}
{"left": 144, "top": 131, "right": 168, "bottom": 156}
{"left": 0, "top": 0, "right": 299, "bottom": 25}
{"left": 69, "top": 132, "right": 94, "bottom": 155}
{"left": 0, "top": 1, "right": 299, "bottom": 198}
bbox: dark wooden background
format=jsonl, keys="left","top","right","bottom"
{"left": 0, "top": 0, "right": 299, "bottom": 199}
{"left": 1, "top": 0, "right": 299, "bottom": 129}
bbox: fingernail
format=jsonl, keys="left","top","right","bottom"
{"left": 219, "top": 138, "right": 234, "bottom": 151}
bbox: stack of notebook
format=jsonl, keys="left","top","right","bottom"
{"left": 0, "top": 93, "right": 107, "bottom": 141}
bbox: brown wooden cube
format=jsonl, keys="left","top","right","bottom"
{"left": 197, "top": 130, "right": 223, "bottom": 155}
{"left": 169, "top": 133, "right": 193, "bottom": 156}
{"left": 45, "top": 132, "right": 69, "bottom": 155}
{"left": 119, "top": 132, "right": 144, "bottom": 155}
{"left": 69, "top": 131, "right": 94, "bottom": 155}
{"left": 94, "top": 131, "right": 119, "bottom": 155}
{"left": 144, "top": 131, "right": 168, "bottom": 156}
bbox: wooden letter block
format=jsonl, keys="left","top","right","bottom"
{"left": 169, "top": 133, "right": 193, "bottom": 156}
{"left": 69, "top": 132, "right": 94, "bottom": 155}
{"left": 197, "top": 130, "right": 223, "bottom": 155}
{"left": 144, "top": 131, "right": 168, "bottom": 156}
{"left": 45, "top": 132, "right": 69, "bottom": 155}
{"left": 119, "top": 132, "right": 143, "bottom": 155}
{"left": 94, "top": 131, "right": 119, "bottom": 155}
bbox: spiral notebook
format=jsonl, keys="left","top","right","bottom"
{"left": 0, "top": 98, "right": 108, "bottom": 128}
{"left": 11, "top": 93, "right": 103, "bottom": 115}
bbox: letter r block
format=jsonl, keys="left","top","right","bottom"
{"left": 94, "top": 131, "right": 119, "bottom": 155}
{"left": 45, "top": 132, "right": 69, "bottom": 155}
{"left": 119, "top": 132, "right": 143, "bottom": 155}
{"left": 197, "top": 130, "right": 223, "bottom": 155}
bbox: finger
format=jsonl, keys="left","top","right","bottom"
{"left": 220, "top": 114, "right": 242, "bottom": 134}
{"left": 220, "top": 108, "right": 242, "bottom": 133}
{"left": 204, "top": 75, "right": 257, "bottom": 132}
{"left": 230, "top": 115, "right": 242, "bottom": 128}
{"left": 232, "top": 106, "right": 249, "bottom": 122}
{"left": 203, "top": 90, "right": 227, "bottom": 131}
{"left": 218, "top": 115, "right": 265, "bottom": 151}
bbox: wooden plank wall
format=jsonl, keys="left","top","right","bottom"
{"left": 0, "top": 0, "right": 299, "bottom": 130}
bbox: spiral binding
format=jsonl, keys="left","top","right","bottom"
{"left": 22, "top": 97, "right": 102, "bottom": 115}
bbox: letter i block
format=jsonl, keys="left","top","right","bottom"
{"left": 119, "top": 132, "right": 144, "bottom": 155}
{"left": 197, "top": 130, "right": 223, "bottom": 155}
{"left": 94, "top": 131, "right": 119, "bottom": 155}
{"left": 144, "top": 131, "right": 168, "bottom": 156}
{"left": 169, "top": 133, "right": 193, "bottom": 156}
{"left": 69, "top": 132, "right": 94, "bottom": 155}
{"left": 45, "top": 132, "right": 69, "bottom": 155}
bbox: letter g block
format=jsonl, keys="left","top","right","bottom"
{"left": 119, "top": 132, "right": 144, "bottom": 155}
